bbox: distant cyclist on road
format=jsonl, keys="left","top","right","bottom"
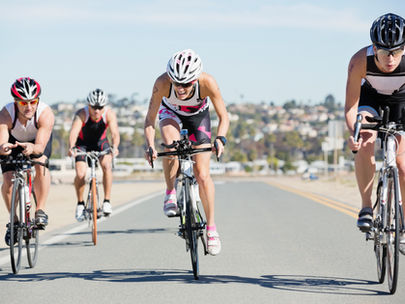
{"left": 144, "top": 49, "right": 230, "bottom": 255}
{"left": 0, "top": 77, "right": 54, "bottom": 245}
{"left": 345, "top": 13, "right": 405, "bottom": 254}
{"left": 68, "top": 89, "right": 120, "bottom": 221}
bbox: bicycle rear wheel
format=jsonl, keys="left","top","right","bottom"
{"left": 91, "top": 178, "right": 98, "bottom": 245}
{"left": 26, "top": 190, "right": 39, "bottom": 268}
{"left": 185, "top": 179, "right": 199, "bottom": 280}
{"left": 386, "top": 172, "right": 400, "bottom": 294}
{"left": 10, "top": 181, "right": 23, "bottom": 274}
{"left": 374, "top": 180, "right": 386, "bottom": 283}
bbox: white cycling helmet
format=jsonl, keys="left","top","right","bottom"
{"left": 166, "top": 49, "right": 203, "bottom": 83}
{"left": 87, "top": 88, "right": 108, "bottom": 107}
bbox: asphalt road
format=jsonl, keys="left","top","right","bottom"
{"left": 0, "top": 180, "right": 405, "bottom": 303}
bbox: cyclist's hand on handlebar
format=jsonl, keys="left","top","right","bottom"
{"left": 348, "top": 135, "right": 363, "bottom": 152}
{"left": 111, "top": 146, "right": 119, "bottom": 157}
{"left": 145, "top": 146, "right": 157, "bottom": 167}
{"left": 15, "top": 141, "right": 34, "bottom": 156}
{"left": 213, "top": 139, "right": 225, "bottom": 160}
{"left": 68, "top": 147, "right": 76, "bottom": 157}
{"left": 0, "top": 143, "right": 17, "bottom": 155}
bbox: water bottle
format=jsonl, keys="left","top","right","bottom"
{"left": 24, "top": 185, "right": 31, "bottom": 211}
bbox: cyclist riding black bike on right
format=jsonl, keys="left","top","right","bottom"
{"left": 345, "top": 13, "right": 405, "bottom": 254}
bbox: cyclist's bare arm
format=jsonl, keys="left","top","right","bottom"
{"left": 68, "top": 110, "right": 85, "bottom": 157}
{"left": 345, "top": 47, "right": 367, "bottom": 134}
{"left": 144, "top": 73, "right": 170, "bottom": 162}
{"left": 199, "top": 73, "right": 229, "bottom": 156}
{"left": 106, "top": 109, "right": 120, "bottom": 156}
{"left": 0, "top": 108, "right": 15, "bottom": 155}
{"left": 345, "top": 47, "right": 367, "bottom": 151}
{"left": 21, "top": 106, "right": 55, "bottom": 156}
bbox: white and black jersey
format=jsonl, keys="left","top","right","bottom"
{"left": 359, "top": 45, "right": 405, "bottom": 121}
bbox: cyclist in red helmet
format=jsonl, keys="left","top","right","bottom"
{"left": 0, "top": 77, "right": 54, "bottom": 245}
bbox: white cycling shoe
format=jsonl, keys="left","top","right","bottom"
{"left": 207, "top": 230, "right": 221, "bottom": 256}
{"left": 163, "top": 193, "right": 178, "bottom": 217}
{"left": 75, "top": 204, "right": 85, "bottom": 222}
{"left": 103, "top": 201, "right": 112, "bottom": 216}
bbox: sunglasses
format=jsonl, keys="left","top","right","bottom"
{"left": 90, "top": 105, "right": 104, "bottom": 110}
{"left": 16, "top": 98, "right": 39, "bottom": 106}
{"left": 173, "top": 81, "right": 195, "bottom": 88}
{"left": 376, "top": 46, "right": 405, "bottom": 58}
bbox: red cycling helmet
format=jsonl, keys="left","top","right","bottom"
{"left": 11, "top": 77, "right": 41, "bottom": 100}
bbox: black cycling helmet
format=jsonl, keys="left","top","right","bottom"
{"left": 370, "top": 13, "right": 405, "bottom": 50}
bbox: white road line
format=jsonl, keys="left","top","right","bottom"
{"left": 0, "top": 191, "right": 162, "bottom": 267}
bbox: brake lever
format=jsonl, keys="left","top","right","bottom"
{"left": 214, "top": 141, "right": 220, "bottom": 161}
{"left": 148, "top": 147, "right": 154, "bottom": 169}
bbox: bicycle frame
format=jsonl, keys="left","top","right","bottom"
{"left": 73, "top": 148, "right": 113, "bottom": 245}
{"left": 0, "top": 153, "right": 46, "bottom": 274}
{"left": 376, "top": 125, "right": 405, "bottom": 237}
{"left": 357, "top": 113, "right": 405, "bottom": 294}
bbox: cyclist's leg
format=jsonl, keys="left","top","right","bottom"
{"left": 159, "top": 109, "right": 181, "bottom": 191}
{"left": 33, "top": 155, "right": 50, "bottom": 211}
{"left": 100, "top": 154, "right": 113, "bottom": 199}
{"left": 354, "top": 107, "right": 378, "bottom": 230}
{"left": 99, "top": 140, "right": 113, "bottom": 215}
{"left": 32, "top": 135, "right": 53, "bottom": 227}
{"left": 1, "top": 171, "right": 14, "bottom": 213}
{"left": 193, "top": 149, "right": 215, "bottom": 226}
{"left": 74, "top": 160, "right": 87, "bottom": 201}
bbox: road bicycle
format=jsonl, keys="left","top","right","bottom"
{"left": 149, "top": 129, "right": 213, "bottom": 280}
{"left": 353, "top": 107, "right": 405, "bottom": 294}
{"left": 73, "top": 147, "right": 113, "bottom": 246}
{"left": 0, "top": 153, "right": 48, "bottom": 274}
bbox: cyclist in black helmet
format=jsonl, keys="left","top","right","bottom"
{"left": 345, "top": 13, "right": 405, "bottom": 254}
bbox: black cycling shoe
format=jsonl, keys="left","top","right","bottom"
{"left": 5, "top": 223, "right": 18, "bottom": 246}
{"left": 35, "top": 209, "right": 48, "bottom": 229}
{"left": 357, "top": 207, "right": 373, "bottom": 232}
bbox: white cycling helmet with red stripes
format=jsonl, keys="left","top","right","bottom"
{"left": 166, "top": 49, "right": 203, "bottom": 83}
{"left": 11, "top": 77, "right": 41, "bottom": 100}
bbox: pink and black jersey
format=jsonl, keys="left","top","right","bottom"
{"left": 162, "top": 81, "right": 209, "bottom": 116}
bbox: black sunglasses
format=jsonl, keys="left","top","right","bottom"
{"left": 91, "top": 105, "right": 104, "bottom": 110}
{"left": 173, "top": 81, "right": 194, "bottom": 88}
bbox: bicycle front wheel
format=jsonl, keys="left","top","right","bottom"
{"left": 374, "top": 179, "right": 386, "bottom": 283}
{"left": 185, "top": 179, "right": 199, "bottom": 280}
{"left": 10, "top": 180, "right": 23, "bottom": 274}
{"left": 386, "top": 171, "right": 400, "bottom": 294}
{"left": 91, "top": 178, "right": 98, "bottom": 245}
{"left": 27, "top": 190, "right": 39, "bottom": 268}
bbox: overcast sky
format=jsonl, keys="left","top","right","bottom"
{"left": 1, "top": 0, "right": 404, "bottom": 107}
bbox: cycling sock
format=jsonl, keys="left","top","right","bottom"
{"left": 207, "top": 225, "right": 216, "bottom": 231}
{"left": 166, "top": 189, "right": 176, "bottom": 195}
{"left": 77, "top": 201, "right": 85, "bottom": 205}
{"left": 104, "top": 199, "right": 110, "bottom": 203}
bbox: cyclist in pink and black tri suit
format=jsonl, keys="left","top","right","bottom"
{"left": 144, "top": 49, "right": 230, "bottom": 255}
{"left": 68, "top": 89, "right": 120, "bottom": 222}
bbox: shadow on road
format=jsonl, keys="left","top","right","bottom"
{"left": 38, "top": 227, "right": 177, "bottom": 248}
{"left": 0, "top": 269, "right": 389, "bottom": 296}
